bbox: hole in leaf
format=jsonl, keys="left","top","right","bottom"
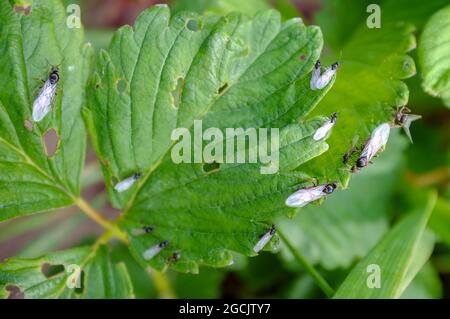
{"left": 43, "top": 128, "right": 59, "bottom": 157}
{"left": 171, "top": 77, "right": 184, "bottom": 108}
{"left": 186, "top": 19, "right": 201, "bottom": 31}
{"left": 24, "top": 119, "right": 33, "bottom": 132}
{"left": 116, "top": 78, "right": 127, "bottom": 93}
{"left": 6, "top": 285, "right": 24, "bottom": 299}
{"left": 218, "top": 83, "right": 229, "bottom": 95}
{"left": 41, "top": 263, "right": 65, "bottom": 278}
{"left": 13, "top": 5, "right": 31, "bottom": 15}
{"left": 202, "top": 161, "right": 221, "bottom": 174}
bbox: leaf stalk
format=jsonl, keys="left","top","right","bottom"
{"left": 148, "top": 269, "right": 177, "bottom": 299}
{"left": 74, "top": 197, "right": 128, "bottom": 243}
{"left": 278, "top": 229, "right": 335, "bottom": 297}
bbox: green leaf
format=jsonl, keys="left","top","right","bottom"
{"left": 171, "top": 0, "right": 271, "bottom": 16}
{"left": 334, "top": 191, "right": 437, "bottom": 299}
{"left": 285, "top": 274, "right": 321, "bottom": 299}
{"left": 86, "top": 6, "right": 334, "bottom": 272}
{"left": 429, "top": 197, "right": 450, "bottom": 247}
{"left": 0, "top": 245, "right": 134, "bottom": 299}
{"left": 316, "top": 0, "right": 449, "bottom": 49}
{"left": 278, "top": 131, "right": 408, "bottom": 270}
{"left": 304, "top": 2, "right": 416, "bottom": 186}
{"left": 314, "top": 0, "right": 373, "bottom": 50}
{"left": 170, "top": 0, "right": 299, "bottom": 20}
{"left": 400, "top": 262, "right": 442, "bottom": 299}
{"left": 382, "top": 0, "right": 450, "bottom": 29}
{"left": 110, "top": 244, "right": 157, "bottom": 298}
{"left": 0, "top": 0, "right": 91, "bottom": 221}
{"left": 85, "top": 29, "right": 114, "bottom": 51}
{"left": 419, "top": 4, "right": 450, "bottom": 108}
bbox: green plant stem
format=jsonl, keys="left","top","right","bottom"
{"left": 74, "top": 197, "right": 128, "bottom": 244}
{"left": 148, "top": 269, "right": 177, "bottom": 299}
{"left": 278, "top": 229, "right": 335, "bottom": 298}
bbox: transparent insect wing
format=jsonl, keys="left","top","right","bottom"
{"left": 373, "top": 123, "right": 390, "bottom": 148}
{"left": 285, "top": 186, "right": 327, "bottom": 207}
{"left": 359, "top": 141, "right": 373, "bottom": 163}
{"left": 360, "top": 139, "right": 377, "bottom": 163}
{"left": 131, "top": 228, "right": 146, "bottom": 236}
{"left": 131, "top": 226, "right": 153, "bottom": 236}
{"left": 32, "top": 80, "right": 57, "bottom": 122}
{"left": 313, "top": 67, "right": 337, "bottom": 90}
{"left": 253, "top": 228, "right": 275, "bottom": 253}
{"left": 313, "top": 120, "right": 335, "bottom": 141}
{"left": 362, "top": 123, "right": 390, "bottom": 161}
{"left": 143, "top": 244, "right": 163, "bottom": 260}
{"left": 114, "top": 175, "right": 138, "bottom": 192}
{"left": 310, "top": 64, "right": 321, "bottom": 90}
{"left": 402, "top": 114, "right": 422, "bottom": 143}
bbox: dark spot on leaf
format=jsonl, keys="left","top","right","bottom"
{"left": 171, "top": 77, "right": 184, "bottom": 108}
{"left": 43, "top": 128, "right": 59, "bottom": 157}
{"left": 24, "top": 119, "right": 33, "bottom": 132}
{"left": 202, "top": 161, "right": 220, "bottom": 174}
{"left": 300, "top": 55, "right": 306, "bottom": 61}
{"left": 186, "top": 19, "right": 201, "bottom": 31}
{"left": 6, "top": 285, "right": 24, "bottom": 299}
{"left": 14, "top": 5, "right": 31, "bottom": 15}
{"left": 41, "top": 263, "right": 65, "bottom": 278}
{"left": 116, "top": 78, "right": 127, "bottom": 93}
{"left": 218, "top": 82, "right": 229, "bottom": 95}
{"left": 241, "top": 47, "right": 249, "bottom": 57}
{"left": 102, "top": 158, "right": 110, "bottom": 167}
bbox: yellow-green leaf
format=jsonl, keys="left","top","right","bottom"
{"left": 334, "top": 191, "right": 437, "bottom": 298}
{"left": 419, "top": 5, "right": 450, "bottom": 107}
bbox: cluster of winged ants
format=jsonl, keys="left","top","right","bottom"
{"left": 285, "top": 60, "right": 421, "bottom": 209}
{"left": 31, "top": 60, "right": 420, "bottom": 262}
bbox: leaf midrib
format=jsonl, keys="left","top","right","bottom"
{"left": 0, "top": 136, "right": 70, "bottom": 197}
{"left": 133, "top": 124, "right": 316, "bottom": 204}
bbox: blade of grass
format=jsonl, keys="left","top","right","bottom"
{"left": 334, "top": 190, "right": 437, "bottom": 298}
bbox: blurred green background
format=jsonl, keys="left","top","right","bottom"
{"left": 1, "top": 0, "right": 449, "bottom": 299}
